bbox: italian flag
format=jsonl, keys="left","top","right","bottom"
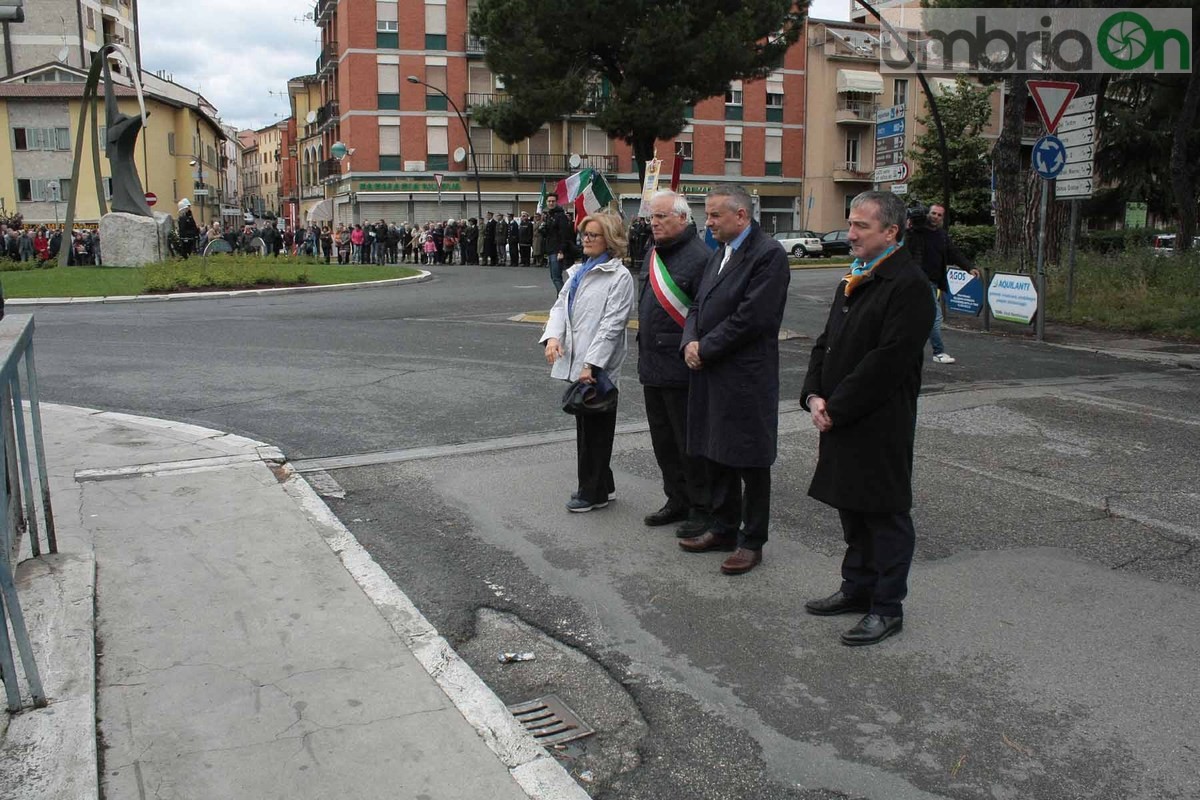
{"left": 647, "top": 247, "right": 692, "bottom": 328}
{"left": 536, "top": 177, "right": 548, "bottom": 214}
{"left": 555, "top": 168, "right": 614, "bottom": 229}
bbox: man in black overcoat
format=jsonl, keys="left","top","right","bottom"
{"left": 679, "top": 186, "right": 790, "bottom": 575}
{"left": 638, "top": 191, "right": 712, "bottom": 537}
{"left": 801, "top": 190, "right": 935, "bottom": 647}
{"left": 482, "top": 212, "right": 497, "bottom": 265}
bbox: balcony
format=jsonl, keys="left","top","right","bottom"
{"left": 1021, "top": 120, "right": 1043, "bottom": 141}
{"left": 832, "top": 161, "right": 873, "bottom": 182}
{"left": 318, "top": 158, "right": 340, "bottom": 182}
{"left": 301, "top": 185, "right": 325, "bottom": 200}
{"left": 316, "top": 100, "right": 339, "bottom": 132}
{"left": 466, "top": 92, "right": 605, "bottom": 117}
{"left": 316, "top": 41, "right": 338, "bottom": 76}
{"left": 472, "top": 153, "right": 618, "bottom": 175}
{"left": 465, "top": 31, "right": 485, "bottom": 55}
{"left": 314, "top": 0, "right": 335, "bottom": 24}
{"left": 836, "top": 98, "right": 878, "bottom": 124}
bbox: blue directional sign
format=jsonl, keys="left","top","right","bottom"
{"left": 1032, "top": 135, "right": 1067, "bottom": 180}
{"left": 877, "top": 119, "right": 906, "bottom": 138}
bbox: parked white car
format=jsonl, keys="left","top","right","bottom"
{"left": 773, "top": 230, "right": 824, "bottom": 258}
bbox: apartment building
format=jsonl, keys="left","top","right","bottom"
{"left": 802, "top": 18, "right": 1003, "bottom": 234}
{"left": 0, "top": 62, "right": 226, "bottom": 225}
{"left": 238, "top": 129, "right": 261, "bottom": 219}
{"left": 310, "top": 0, "right": 808, "bottom": 231}
{"left": 0, "top": 0, "right": 140, "bottom": 78}
{"left": 286, "top": 74, "right": 325, "bottom": 226}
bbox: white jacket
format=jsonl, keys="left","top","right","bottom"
{"left": 539, "top": 255, "right": 635, "bottom": 387}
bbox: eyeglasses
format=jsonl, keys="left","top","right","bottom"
{"left": 581, "top": 231, "right": 604, "bottom": 240}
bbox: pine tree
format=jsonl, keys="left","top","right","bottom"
{"left": 470, "top": 0, "right": 806, "bottom": 181}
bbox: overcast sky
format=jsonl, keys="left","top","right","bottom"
{"left": 138, "top": 0, "right": 850, "bottom": 132}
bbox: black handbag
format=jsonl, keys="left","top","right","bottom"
{"left": 562, "top": 379, "right": 618, "bottom": 415}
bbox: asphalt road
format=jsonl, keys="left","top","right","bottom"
{"left": 27, "top": 263, "right": 1200, "bottom": 799}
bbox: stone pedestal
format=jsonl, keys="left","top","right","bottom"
{"left": 99, "top": 211, "right": 172, "bottom": 267}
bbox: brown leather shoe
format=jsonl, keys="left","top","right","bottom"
{"left": 720, "top": 548, "right": 762, "bottom": 575}
{"left": 678, "top": 530, "right": 737, "bottom": 553}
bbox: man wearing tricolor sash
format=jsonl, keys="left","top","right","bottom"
{"left": 637, "top": 191, "right": 712, "bottom": 536}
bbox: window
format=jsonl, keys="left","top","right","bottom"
{"left": 845, "top": 193, "right": 857, "bottom": 219}
{"left": 379, "top": 118, "right": 401, "bottom": 171}
{"left": 427, "top": 117, "right": 449, "bottom": 170}
{"left": 724, "top": 127, "right": 742, "bottom": 176}
{"left": 725, "top": 79, "right": 743, "bottom": 121}
{"left": 378, "top": 60, "right": 400, "bottom": 109}
{"left": 893, "top": 78, "right": 908, "bottom": 108}
{"left": 675, "top": 127, "right": 693, "bottom": 175}
{"left": 845, "top": 133, "right": 861, "bottom": 167}
{"left": 376, "top": 1, "right": 398, "bottom": 31}
{"left": 12, "top": 127, "right": 70, "bottom": 151}
{"left": 167, "top": 131, "right": 176, "bottom": 155}
{"left": 16, "top": 178, "right": 70, "bottom": 202}
{"left": 725, "top": 80, "right": 743, "bottom": 106}
{"left": 527, "top": 126, "right": 550, "bottom": 154}
{"left": 765, "top": 129, "right": 783, "bottom": 176}
{"left": 87, "top": 8, "right": 95, "bottom": 29}
{"left": 425, "top": 2, "right": 447, "bottom": 49}
{"left": 766, "top": 73, "right": 784, "bottom": 122}
{"left": 425, "top": 58, "right": 448, "bottom": 110}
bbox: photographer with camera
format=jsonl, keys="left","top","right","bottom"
{"left": 906, "top": 203, "right": 979, "bottom": 365}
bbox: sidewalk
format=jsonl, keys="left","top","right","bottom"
{"left": 0, "top": 404, "right": 585, "bottom": 800}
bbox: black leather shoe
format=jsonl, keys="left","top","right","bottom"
{"left": 804, "top": 590, "right": 871, "bottom": 617}
{"left": 675, "top": 514, "right": 712, "bottom": 538}
{"left": 840, "top": 613, "right": 903, "bottom": 646}
{"left": 644, "top": 503, "right": 689, "bottom": 527}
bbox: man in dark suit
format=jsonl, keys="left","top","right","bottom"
{"left": 506, "top": 213, "right": 520, "bottom": 266}
{"left": 801, "top": 190, "right": 935, "bottom": 647}
{"left": 679, "top": 186, "right": 790, "bottom": 575}
{"left": 482, "top": 212, "right": 497, "bottom": 265}
{"left": 638, "top": 191, "right": 712, "bottom": 537}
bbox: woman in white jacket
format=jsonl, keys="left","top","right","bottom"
{"left": 540, "top": 211, "right": 635, "bottom": 512}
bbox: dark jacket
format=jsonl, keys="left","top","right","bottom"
{"left": 178, "top": 209, "right": 199, "bottom": 239}
{"left": 518, "top": 219, "right": 534, "bottom": 245}
{"left": 544, "top": 205, "right": 573, "bottom": 254}
{"left": 682, "top": 222, "right": 791, "bottom": 468}
{"left": 506, "top": 219, "right": 519, "bottom": 243}
{"left": 637, "top": 225, "right": 709, "bottom": 388}
{"left": 483, "top": 218, "right": 497, "bottom": 243}
{"left": 801, "top": 246, "right": 935, "bottom": 513}
{"left": 908, "top": 225, "right": 973, "bottom": 292}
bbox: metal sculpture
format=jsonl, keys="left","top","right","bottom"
{"left": 59, "top": 44, "right": 153, "bottom": 266}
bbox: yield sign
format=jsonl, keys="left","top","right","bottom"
{"left": 1027, "top": 80, "right": 1079, "bottom": 134}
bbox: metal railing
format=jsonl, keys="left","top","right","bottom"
{"left": 465, "top": 92, "right": 607, "bottom": 116}
{"left": 318, "top": 158, "right": 340, "bottom": 181}
{"left": 0, "top": 315, "right": 54, "bottom": 712}
{"left": 837, "top": 98, "right": 878, "bottom": 119}
{"left": 471, "top": 153, "right": 618, "bottom": 175}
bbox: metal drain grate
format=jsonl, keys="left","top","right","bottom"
{"left": 507, "top": 693, "right": 595, "bottom": 746}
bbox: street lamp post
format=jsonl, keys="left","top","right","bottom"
{"left": 406, "top": 76, "right": 483, "bottom": 223}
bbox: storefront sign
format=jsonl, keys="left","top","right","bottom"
{"left": 358, "top": 181, "right": 463, "bottom": 192}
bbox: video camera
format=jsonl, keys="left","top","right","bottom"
{"left": 906, "top": 204, "right": 930, "bottom": 228}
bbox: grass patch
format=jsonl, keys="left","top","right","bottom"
{"left": 0, "top": 255, "right": 420, "bottom": 298}
{"left": 989, "top": 250, "right": 1200, "bottom": 340}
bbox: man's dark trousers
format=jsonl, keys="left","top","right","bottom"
{"left": 837, "top": 510, "right": 915, "bottom": 617}
{"left": 644, "top": 385, "right": 707, "bottom": 513}
{"left": 708, "top": 461, "right": 769, "bottom": 550}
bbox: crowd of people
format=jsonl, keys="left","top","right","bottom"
{"left": 1, "top": 223, "right": 101, "bottom": 265}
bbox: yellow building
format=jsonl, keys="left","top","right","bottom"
{"left": 255, "top": 123, "right": 283, "bottom": 217}
{"left": 288, "top": 74, "right": 327, "bottom": 224}
{"left": 0, "top": 62, "right": 226, "bottom": 226}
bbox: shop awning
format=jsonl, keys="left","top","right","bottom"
{"left": 836, "top": 69, "right": 884, "bottom": 94}
{"left": 308, "top": 199, "right": 333, "bottom": 221}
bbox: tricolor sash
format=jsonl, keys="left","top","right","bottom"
{"left": 647, "top": 247, "right": 692, "bottom": 328}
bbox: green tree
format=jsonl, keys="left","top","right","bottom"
{"left": 907, "top": 77, "right": 995, "bottom": 224}
{"left": 469, "top": 0, "right": 806, "bottom": 181}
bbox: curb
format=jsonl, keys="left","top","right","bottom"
{"left": 279, "top": 467, "right": 589, "bottom": 800}
{"left": 7, "top": 271, "right": 433, "bottom": 307}
{"left": 48, "top": 404, "right": 586, "bottom": 800}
